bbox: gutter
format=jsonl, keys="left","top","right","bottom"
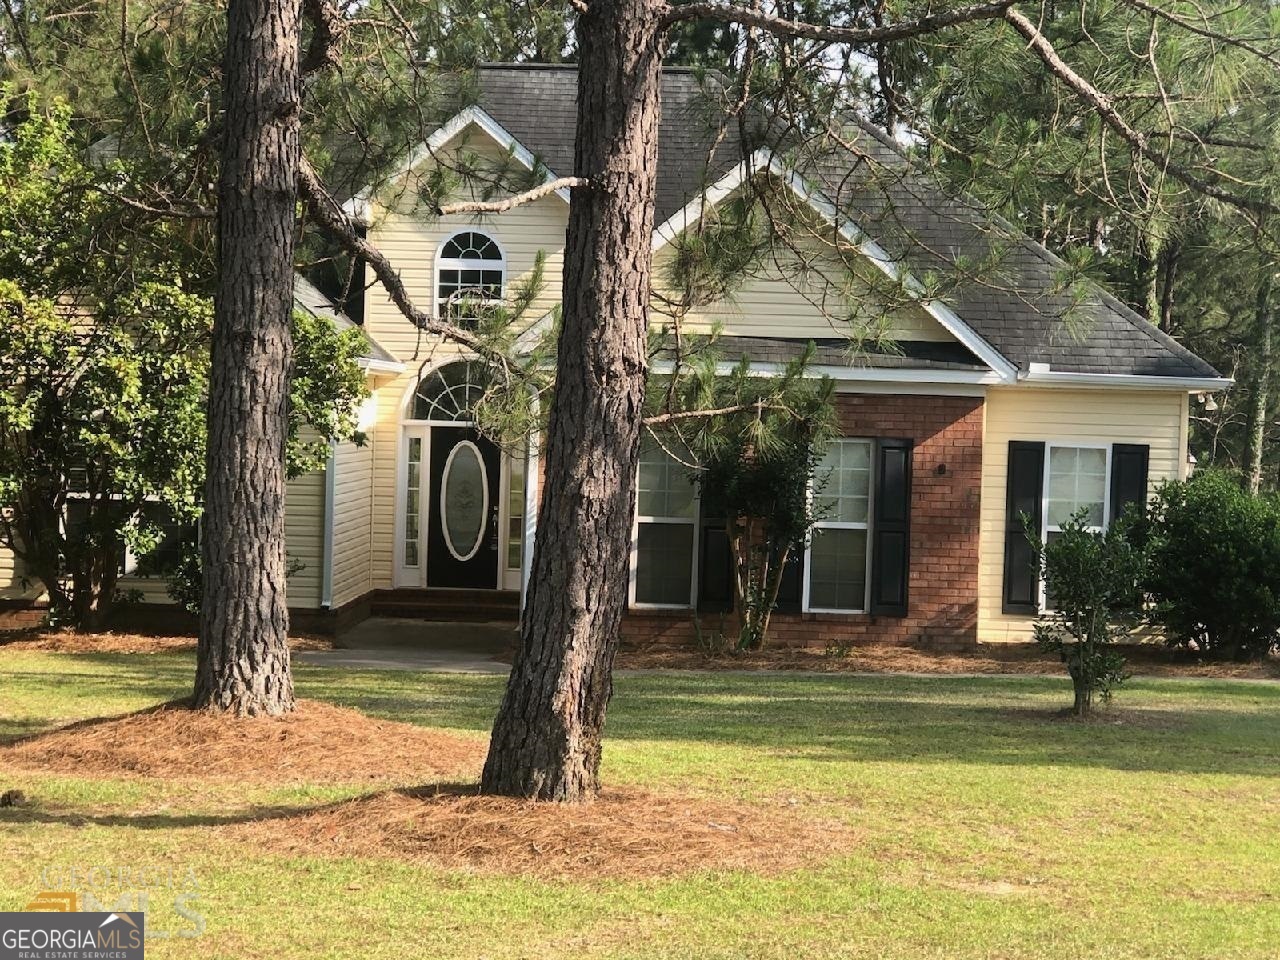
{"left": 1018, "top": 364, "right": 1233, "bottom": 392}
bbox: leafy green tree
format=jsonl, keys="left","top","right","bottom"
{"left": 0, "top": 103, "right": 367, "bottom": 631}
{"left": 1031, "top": 512, "right": 1146, "bottom": 717}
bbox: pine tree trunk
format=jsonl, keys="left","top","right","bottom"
{"left": 1245, "top": 279, "right": 1272, "bottom": 496}
{"left": 193, "top": 0, "right": 301, "bottom": 716}
{"left": 481, "top": 0, "right": 663, "bottom": 801}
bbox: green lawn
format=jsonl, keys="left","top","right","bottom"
{"left": 2, "top": 649, "right": 1278, "bottom": 959}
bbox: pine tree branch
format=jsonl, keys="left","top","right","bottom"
{"left": 1003, "top": 6, "right": 1280, "bottom": 217}
{"left": 643, "top": 401, "right": 770, "bottom": 426}
{"left": 1116, "top": 0, "right": 1280, "bottom": 73}
{"left": 297, "top": 157, "right": 490, "bottom": 354}
{"left": 437, "top": 177, "right": 590, "bottom": 216}
{"left": 301, "top": 0, "right": 348, "bottom": 74}
{"left": 659, "top": 0, "right": 1017, "bottom": 41}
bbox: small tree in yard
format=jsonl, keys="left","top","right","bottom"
{"left": 1146, "top": 470, "right": 1280, "bottom": 662}
{"left": 685, "top": 357, "right": 836, "bottom": 650}
{"left": 1031, "top": 512, "right": 1146, "bottom": 717}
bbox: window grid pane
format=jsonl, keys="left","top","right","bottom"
{"left": 635, "top": 522, "right": 695, "bottom": 605}
{"left": 437, "top": 232, "right": 504, "bottom": 326}
{"left": 634, "top": 443, "right": 696, "bottom": 606}
{"left": 637, "top": 445, "right": 695, "bottom": 520}
{"left": 807, "top": 439, "right": 873, "bottom": 612}
{"left": 809, "top": 527, "right": 868, "bottom": 611}
{"left": 814, "top": 440, "right": 872, "bottom": 525}
{"left": 1046, "top": 446, "right": 1107, "bottom": 529}
{"left": 507, "top": 456, "right": 525, "bottom": 570}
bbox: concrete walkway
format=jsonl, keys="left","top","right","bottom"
{"left": 296, "top": 617, "right": 514, "bottom": 673}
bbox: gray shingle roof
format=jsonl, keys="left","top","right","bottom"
{"left": 801, "top": 120, "right": 1221, "bottom": 379}
{"left": 467, "top": 64, "right": 1219, "bottom": 381}
{"left": 474, "top": 64, "right": 741, "bottom": 227}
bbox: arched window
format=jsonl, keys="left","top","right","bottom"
{"left": 411, "top": 360, "right": 488, "bottom": 421}
{"left": 436, "top": 230, "right": 504, "bottom": 325}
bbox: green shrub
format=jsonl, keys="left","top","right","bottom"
{"left": 1146, "top": 470, "right": 1280, "bottom": 661}
{"left": 1032, "top": 512, "right": 1146, "bottom": 716}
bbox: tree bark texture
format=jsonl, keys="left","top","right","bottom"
{"left": 481, "top": 0, "right": 664, "bottom": 800}
{"left": 1245, "top": 278, "right": 1272, "bottom": 495}
{"left": 194, "top": 0, "right": 301, "bottom": 715}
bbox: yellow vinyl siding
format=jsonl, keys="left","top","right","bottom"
{"left": 651, "top": 244, "right": 956, "bottom": 344}
{"left": 0, "top": 543, "right": 38, "bottom": 600}
{"left": 977, "top": 386, "right": 1188, "bottom": 643}
{"left": 361, "top": 133, "right": 567, "bottom": 360}
{"left": 283, "top": 467, "right": 326, "bottom": 610}
{"left": 330, "top": 436, "right": 375, "bottom": 608}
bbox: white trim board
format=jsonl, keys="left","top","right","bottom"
{"left": 649, "top": 358, "right": 1001, "bottom": 386}
{"left": 343, "top": 106, "right": 572, "bottom": 223}
{"left": 1018, "top": 368, "right": 1233, "bottom": 392}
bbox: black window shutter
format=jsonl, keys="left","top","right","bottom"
{"left": 697, "top": 520, "right": 734, "bottom": 613}
{"left": 870, "top": 439, "right": 912, "bottom": 617}
{"left": 1109, "top": 444, "right": 1150, "bottom": 526}
{"left": 1002, "top": 441, "right": 1045, "bottom": 615}
{"left": 773, "top": 547, "right": 803, "bottom": 613}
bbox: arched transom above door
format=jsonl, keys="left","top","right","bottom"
{"left": 411, "top": 360, "right": 488, "bottom": 422}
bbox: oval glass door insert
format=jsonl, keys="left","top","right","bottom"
{"left": 440, "top": 441, "right": 488, "bottom": 562}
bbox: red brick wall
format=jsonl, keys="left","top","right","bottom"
{"left": 622, "top": 392, "right": 984, "bottom": 651}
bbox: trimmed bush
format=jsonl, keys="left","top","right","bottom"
{"left": 1032, "top": 512, "right": 1145, "bottom": 717}
{"left": 1146, "top": 470, "right": 1280, "bottom": 661}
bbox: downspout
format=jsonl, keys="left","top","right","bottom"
{"left": 321, "top": 443, "right": 336, "bottom": 609}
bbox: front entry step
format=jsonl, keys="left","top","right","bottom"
{"left": 335, "top": 617, "right": 517, "bottom": 654}
{"left": 367, "top": 588, "right": 520, "bottom": 623}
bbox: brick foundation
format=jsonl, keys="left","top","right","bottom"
{"left": 0, "top": 599, "right": 48, "bottom": 631}
{"left": 622, "top": 392, "right": 984, "bottom": 651}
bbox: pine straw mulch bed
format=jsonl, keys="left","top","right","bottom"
{"left": 0, "top": 698, "right": 486, "bottom": 785}
{"left": 610, "top": 642, "right": 1280, "bottom": 680}
{"left": 0, "top": 629, "right": 335, "bottom": 654}
{"left": 230, "top": 783, "right": 856, "bottom": 880}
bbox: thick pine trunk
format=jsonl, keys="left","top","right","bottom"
{"left": 193, "top": 0, "right": 301, "bottom": 716}
{"left": 481, "top": 0, "right": 663, "bottom": 800}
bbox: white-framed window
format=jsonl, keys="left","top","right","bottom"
{"left": 632, "top": 442, "right": 698, "bottom": 607}
{"left": 62, "top": 494, "right": 196, "bottom": 578}
{"left": 435, "top": 230, "right": 504, "bottom": 325}
{"left": 1041, "top": 442, "right": 1110, "bottom": 607}
{"left": 805, "top": 438, "right": 874, "bottom": 613}
{"left": 1043, "top": 443, "right": 1110, "bottom": 539}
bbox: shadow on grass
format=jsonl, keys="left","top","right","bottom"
{"left": 295, "top": 666, "right": 1280, "bottom": 778}
{"left": 0, "top": 782, "right": 477, "bottom": 832}
{"left": 7, "top": 652, "right": 1280, "bottom": 780}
